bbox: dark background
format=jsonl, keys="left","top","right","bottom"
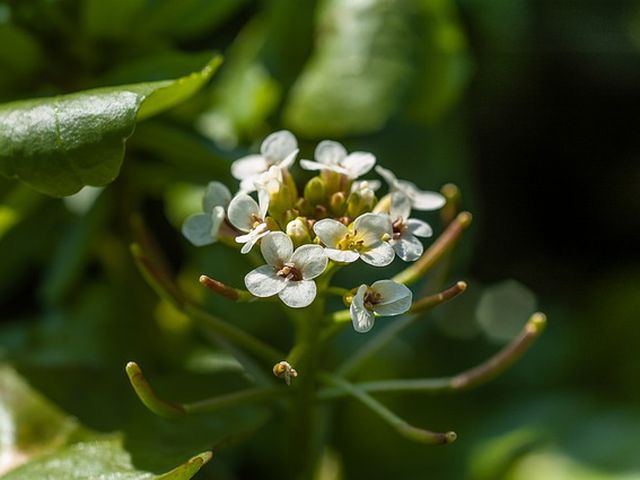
{"left": 1, "top": 0, "right": 639, "bottom": 478}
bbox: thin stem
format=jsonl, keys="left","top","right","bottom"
{"left": 410, "top": 281, "right": 467, "bottom": 314}
{"left": 184, "top": 302, "right": 284, "bottom": 364}
{"left": 335, "top": 280, "right": 468, "bottom": 377}
{"left": 131, "top": 240, "right": 284, "bottom": 365}
{"left": 199, "top": 274, "right": 256, "bottom": 302}
{"left": 126, "top": 362, "right": 283, "bottom": 418}
{"left": 184, "top": 386, "right": 284, "bottom": 414}
{"left": 325, "top": 286, "right": 349, "bottom": 297}
{"left": 392, "top": 211, "right": 472, "bottom": 286}
{"left": 320, "top": 312, "right": 547, "bottom": 398}
{"left": 440, "top": 183, "right": 461, "bottom": 227}
{"left": 126, "top": 362, "right": 186, "bottom": 418}
{"left": 318, "top": 373, "right": 456, "bottom": 445}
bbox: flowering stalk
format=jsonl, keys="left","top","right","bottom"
{"left": 320, "top": 313, "right": 547, "bottom": 398}
{"left": 124, "top": 129, "right": 547, "bottom": 478}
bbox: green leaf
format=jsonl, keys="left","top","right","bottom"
{"left": 0, "top": 366, "right": 214, "bottom": 479}
{"left": 284, "top": 0, "right": 414, "bottom": 137}
{"left": 3, "top": 438, "right": 211, "bottom": 480}
{"left": 0, "top": 56, "right": 222, "bottom": 197}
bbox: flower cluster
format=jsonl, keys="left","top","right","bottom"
{"left": 183, "top": 130, "right": 445, "bottom": 333}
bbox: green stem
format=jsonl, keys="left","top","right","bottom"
{"left": 392, "top": 211, "right": 472, "bottom": 286}
{"left": 320, "top": 313, "right": 547, "bottom": 398}
{"left": 289, "top": 267, "right": 337, "bottom": 479}
{"left": 318, "top": 373, "right": 456, "bottom": 445}
{"left": 184, "top": 302, "right": 284, "bottom": 364}
{"left": 184, "top": 386, "right": 284, "bottom": 414}
{"left": 126, "top": 362, "right": 283, "bottom": 418}
{"left": 126, "top": 362, "right": 186, "bottom": 419}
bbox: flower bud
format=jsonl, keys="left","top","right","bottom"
{"left": 329, "top": 191, "right": 346, "bottom": 216}
{"left": 304, "top": 176, "right": 326, "bottom": 206}
{"left": 286, "top": 217, "right": 312, "bottom": 248}
{"left": 346, "top": 182, "right": 376, "bottom": 218}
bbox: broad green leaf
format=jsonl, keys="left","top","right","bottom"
{"left": 2, "top": 438, "right": 212, "bottom": 480}
{"left": 0, "top": 56, "right": 222, "bottom": 197}
{"left": 283, "top": 0, "right": 414, "bottom": 137}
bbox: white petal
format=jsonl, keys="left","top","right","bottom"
{"left": 360, "top": 241, "right": 395, "bottom": 267}
{"left": 392, "top": 234, "right": 423, "bottom": 262}
{"left": 254, "top": 165, "right": 284, "bottom": 194}
{"left": 350, "top": 285, "right": 375, "bottom": 333}
{"left": 279, "top": 148, "right": 299, "bottom": 169}
{"left": 342, "top": 152, "right": 376, "bottom": 179}
{"left": 260, "top": 130, "right": 298, "bottom": 163}
{"left": 313, "top": 219, "right": 348, "bottom": 248}
{"left": 278, "top": 280, "right": 317, "bottom": 308}
{"left": 371, "top": 280, "right": 412, "bottom": 316}
{"left": 299, "top": 159, "right": 326, "bottom": 171}
{"left": 351, "top": 180, "right": 381, "bottom": 193}
{"left": 257, "top": 188, "right": 270, "bottom": 219}
{"left": 375, "top": 165, "right": 398, "bottom": 187}
{"left": 315, "top": 140, "right": 347, "bottom": 165}
{"left": 290, "top": 244, "right": 327, "bottom": 280}
{"left": 397, "top": 180, "right": 445, "bottom": 211}
{"left": 390, "top": 191, "right": 412, "bottom": 221}
{"left": 239, "top": 176, "right": 259, "bottom": 193}
{"left": 210, "top": 206, "right": 226, "bottom": 240}
{"left": 406, "top": 218, "right": 432, "bottom": 237}
{"left": 353, "top": 213, "right": 392, "bottom": 246}
{"left": 245, "top": 265, "right": 286, "bottom": 297}
{"left": 238, "top": 224, "right": 269, "bottom": 253}
{"left": 299, "top": 159, "right": 347, "bottom": 175}
{"left": 202, "top": 181, "right": 231, "bottom": 212}
{"left": 231, "top": 155, "right": 268, "bottom": 181}
{"left": 227, "top": 193, "right": 260, "bottom": 232}
{"left": 181, "top": 213, "right": 214, "bottom": 247}
{"left": 325, "top": 248, "right": 360, "bottom": 263}
{"left": 260, "top": 232, "right": 293, "bottom": 267}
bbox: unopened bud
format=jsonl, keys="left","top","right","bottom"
{"left": 329, "top": 191, "right": 346, "bottom": 216}
{"left": 346, "top": 186, "right": 376, "bottom": 218}
{"left": 273, "top": 361, "right": 298, "bottom": 386}
{"left": 304, "top": 176, "right": 326, "bottom": 206}
{"left": 286, "top": 217, "right": 311, "bottom": 248}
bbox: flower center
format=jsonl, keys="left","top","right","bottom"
{"left": 337, "top": 230, "right": 365, "bottom": 251}
{"left": 251, "top": 213, "right": 263, "bottom": 229}
{"left": 276, "top": 262, "right": 303, "bottom": 281}
{"left": 392, "top": 217, "right": 406, "bottom": 240}
{"left": 363, "top": 290, "right": 383, "bottom": 311}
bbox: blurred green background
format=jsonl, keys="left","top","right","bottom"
{"left": 1, "top": 0, "right": 639, "bottom": 478}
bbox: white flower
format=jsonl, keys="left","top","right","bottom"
{"left": 300, "top": 140, "right": 375, "bottom": 179}
{"left": 350, "top": 280, "right": 413, "bottom": 333}
{"left": 182, "top": 182, "right": 232, "bottom": 247}
{"left": 313, "top": 213, "right": 395, "bottom": 267}
{"left": 227, "top": 190, "right": 271, "bottom": 254}
{"left": 375, "top": 165, "right": 445, "bottom": 211}
{"left": 254, "top": 165, "right": 284, "bottom": 195}
{"left": 389, "top": 192, "right": 433, "bottom": 262}
{"left": 244, "top": 232, "right": 328, "bottom": 308}
{"left": 232, "top": 130, "right": 299, "bottom": 192}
